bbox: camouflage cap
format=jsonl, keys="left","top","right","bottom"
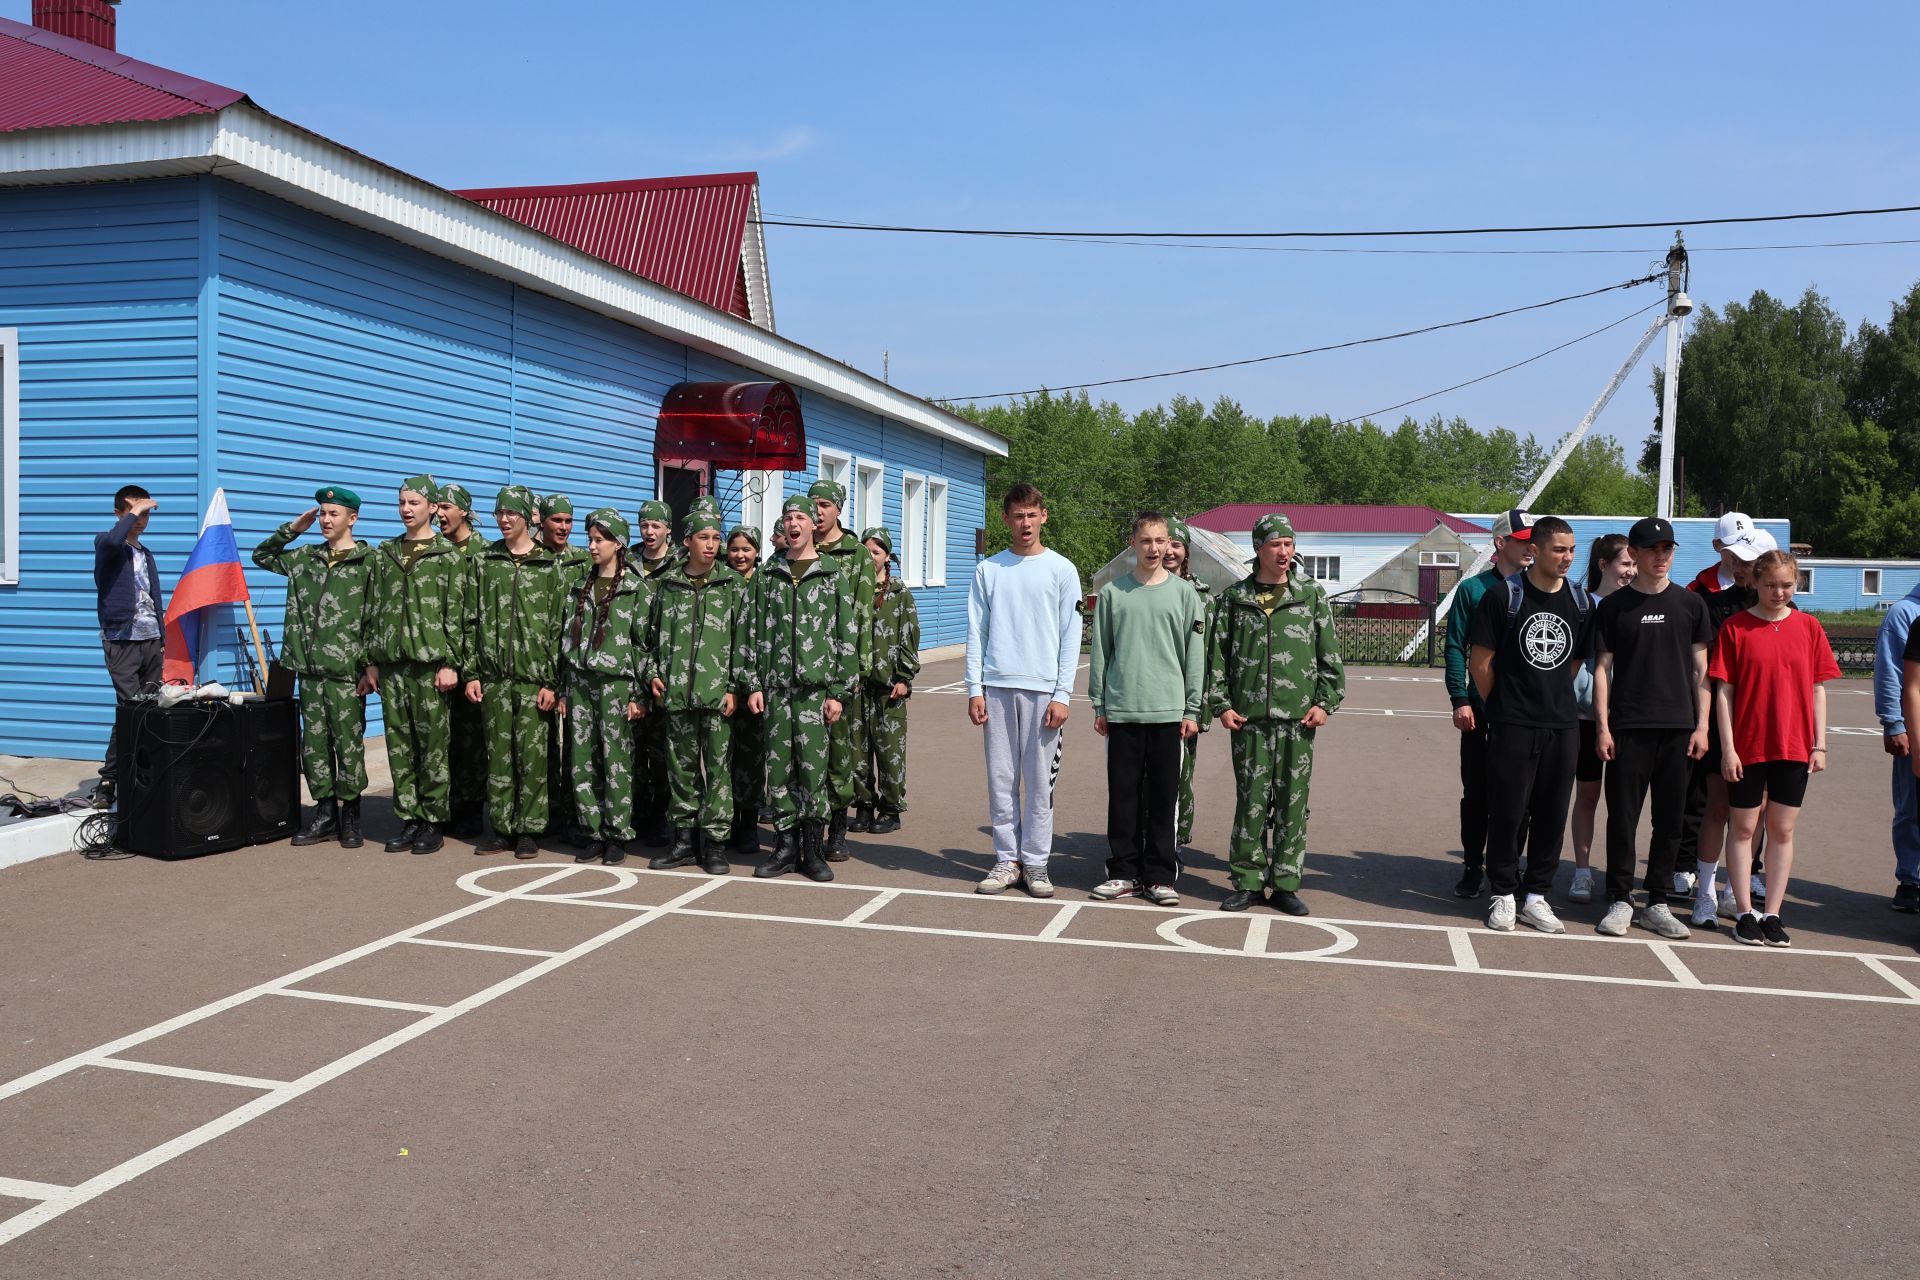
{"left": 688, "top": 495, "right": 724, "bottom": 519}
{"left": 807, "top": 478, "right": 846, "bottom": 508}
{"left": 438, "top": 483, "right": 475, "bottom": 514}
{"left": 495, "top": 485, "right": 539, "bottom": 518}
{"left": 541, "top": 494, "right": 573, "bottom": 518}
{"left": 781, "top": 494, "right": 814, "bottom": 518}
{"left": 636, "top": 499, "right": 672, "bottom": 526}
{"left": 728, "top": 524, "right": 762, "bottom": 548}
{"left": 685, "top": 513, "right": 723, "bottom": 536}
{"left": 399, "top": 473, "right": 439, "bottom": 500}
{"left": 1253, "top": 512, "right": 1295, "bottom": 545}
{"left": 315, "top": 485, "right": 361, "bottom": 512}
{"left": 1166, "top": 517, "right": 1192, "bottom": 545}
{"left": 585, "top": 507, "right": 629, "bottom": 544}
{"left": 861, "top": 526, "right": 896, "bottom": 559}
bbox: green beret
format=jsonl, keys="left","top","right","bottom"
{"left": 439, "top": 483, "right": 475, "bottom": 514}
{"left": 1253, "top": 513, "right": 1295, "bottom": 545}
{"left": 781, "top": 494, "right": 813, "bottom": 518}
{"left": 636, "top": 500, "right": 672, "bottom": 526}
{"left": 400, "top": 473, "right": 439, "bottom": 500}
{"left": 1166, "top": 517, "right": 1192, "bottom": 545}
{"left": 586, "top": 507, "right": 629, "bottom": 544}
{"left": 861, "top": 526, "right": 896, "bottom": 559}
{"left": 685, "top": 513, "right": 723, "bottom": 536}
{"left": 495, "top": 485, "right": 538, "bottom": 518}
{"left": 315, "top": 485, "right": 361, "bottom": 513}
{"left": 807, "top": 479, "right": 846, "bottom": 508}
{"left": 541, "top": 494, "right": 573, "bottom": 518}
{"left": 728, "top": 525, "right": 762, "bottom": 548}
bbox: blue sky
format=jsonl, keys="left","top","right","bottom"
{"left": 31, "top": 0, "right": 1920, "bottom": 450}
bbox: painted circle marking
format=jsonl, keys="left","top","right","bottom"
{"left": 1154, "top": 912, "right": 1359, "bottom": 958}
{"left": 456, "top": 864, "right": 641, "bottom": 901}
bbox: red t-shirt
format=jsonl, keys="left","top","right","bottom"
{"left": 1706, "top": 610, "right": 1841, "bottom": 764}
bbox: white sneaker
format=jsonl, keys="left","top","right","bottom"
{"left": 1672, "top": 870, "right": 1697, "bottom": 897}
{"left": 1142, "top": 884, "right": 1180, "bottom": 907}
{"left": 1486, "top": 894, "right": 1517, "bottom": 932}
{"left": 976, "top": 860, "right": 1022, "bottom": 895}
{"left": 1750, "top": 874, "right": 1766, "bottom": 901}
{"left": 1518, "top": 897, "right": 1567, "bottom": 934}
{"left": 1596, "top": 901, "right": 1633, "bottom": 936}
{"left": 1022, "top": 865, "right": 1054, "bottom": 898}
{"left": 1089, "top": 878, "right": 1138, "bottom": 901}
{"left": 1568, "top": 868, "right": 1594, "bottom": 903}
{"left": 1717, "top": 885, "right": 1737, "bottom": 918}
{"left": 1689, "top": 890, "right": 1719, "bottom": 928}
{"left": 1637, "top": 902, "right": 1692, "bottom": 940}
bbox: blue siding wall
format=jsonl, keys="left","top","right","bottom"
{"left": 0, "top": 180, "right": 204, "bottom": 758}
{"left": 1796, "top": 562, "right": 1920, "bottom": 614}
{"left": 0, "top": 175, "right": 989, "bottom": 757}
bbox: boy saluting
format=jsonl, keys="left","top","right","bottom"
{"left": 254, "top": 485, "right": 377, "bottom": 850}
{"left": 1208, "top": 513, "right": 1345, "bottom": 915}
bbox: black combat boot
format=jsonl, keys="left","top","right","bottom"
{"left": 383, "top": 821, "right": 420, "bottom": 853}
{"left": 823, "top": 810, "right": 850, "bottom": 862}
{"left": 846, "top": 805, "right": 873, "bottom": 833}
{"left": 698, "top": 832, "right": 730, "bottom": 876}
{"left": 411, "top": 822, "right": 444, "bottom": 855}
{"left": 337, "top": 797, "right": 364, "bottom": 849}
{"left": 868, "top": 811, "right": 901, "bottom": 835}
{"left": 605, "top": 840, "right": 632, "bottom": 865}
{"left": 651, "top": 827, "right": 699, "bottom": 870}
{"left": 578, "top": 840, "right": 605, "bottom": 864}
{"left": 291, "top": 798, "right": 339, "bottom": 847}
{"left": 754, "top": 828, "right": 801, "bottom": 879}
{"left": 798, "top": 822, "right": 835, "bottom": 883}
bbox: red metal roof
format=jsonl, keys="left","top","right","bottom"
{"left": 457, "top": 174, "right": 759, "bottom": 321}
{"left": 0, "top": 16, "right": 247, "bottom": 133}
{"left": 1190, "top": 503, "right": 1490, "bottom": 537}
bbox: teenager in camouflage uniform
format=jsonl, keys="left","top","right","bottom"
{"left": 628, "top": 499, "right": 677, "bottom": 844}
{"left": 743, "top": 496, "right": 857, "bottom": 881}
{"left": 1208, "top": 513, "right": 1345, "bottom": 915}
{"left": 254, "top": 485, "right": 376, "bottom": 850}
{"left": 539, "top": 494, "right": 593, "bottom": 845}
{"left": 464, "top": 485, "right": 571, "bottom": 859}
{"left": 847, "top": 527, "right": 920, "bottom": 835}
{"left": 368, "top": 474, "right": 470, "bottom": 855}
{"left": 436, "top": 482, "right": 490, "bottom": 838}
{"left": 558, "top": 509, "right": 650, "bottom": 865}
{"left": 725, "top": 524, "right": 767, "bottom": 857}
{"left": 645, "top": 513, "right": 748, "bottom": 875}
{"left": 808, "top": 479, "right": 879, "bottom": 861}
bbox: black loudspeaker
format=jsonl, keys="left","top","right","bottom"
{"left": 116, "top": 699, "right": 300, "bottom": 858}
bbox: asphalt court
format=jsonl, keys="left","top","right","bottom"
{"left": 3, "top": 659, "right": 1918, "bottom": 1277}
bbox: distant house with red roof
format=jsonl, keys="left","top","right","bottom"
{"left": 1189, "top": 504, "right": 1488, "bottom": 600}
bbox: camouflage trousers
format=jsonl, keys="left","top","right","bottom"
{"left": 849, "top": 683, "right": 909, "bottom": 814}
{"left": 383, "top": 660, "right": 450, "bottom": 824}
{"left": 448, "top": 687, "right": 487, "bottom": 822}
{"left": 546, "top": 710, "right": 576, "bottom": 833}
{"left": 828, "top": 688, "right": 857, "bottom": 811}
{"left": 731, "top": 705, "right": 765, "bottom": 827}
{"left": 567, "top": 675, "right": 635, "bottom": 842}
{"left": 765, "top": 686, "right": 833, "bottom": 831}
{"left": 1228, "top": 718, "right": 1317, "bottom": 893}
{"left": 298, "top": 675, "right": 367, "bottom": 801}
{"left": 665, "top": 709, "right": 733, "bottom": 841}
{"left": 635, "top": 710, "right": 669, "bottom": 836}
{"left": 1135, "top": 732, "right": 1199, "bottom": 848}
{"left": 484, "top": 679, "right": 554, "bottom": 836}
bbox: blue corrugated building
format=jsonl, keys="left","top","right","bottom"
{"left": 1793, "top": 560, "right": 1920, "bottom": 614}
{"left": 0, "top": 15, "right": 1004, "bottom": 760}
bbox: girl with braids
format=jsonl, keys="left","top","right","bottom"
{"left": 558, "top": 509, "right": 653, "bottom": 864}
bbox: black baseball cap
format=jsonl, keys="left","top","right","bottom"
{"left": 1628, "top": 516, "right": 1675, "bottom": 548}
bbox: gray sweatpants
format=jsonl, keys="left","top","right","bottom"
{"left": 983, "top": 687, "right": 1064, "bottom": 868}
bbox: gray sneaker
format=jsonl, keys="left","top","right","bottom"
{"left": 1568, "top": 867, "right": 1595, "bottom": 903}
{"left": 1486, "top": 894, "right": 1517, "bottom": 932}
{"left": 1142, "top": 884, "right": 1180, "bottom": 907}
{"left": 976, "top": 860, "right": 1022, "bottom": 895}
{"left": 1596, "top": 900, "right": 1633, "bottom": 936}
{"left": 1089, "top": 878, "right": 1138, "bottom": 901}
{"left": 1518, "top": 897, "right": 1567, "bottom": 935}
{"left": 1022, "top": 865, "right": 1054, "bottom": 898}
{"left": 1637, "top": 902, "right": 1692, "bottom": 940}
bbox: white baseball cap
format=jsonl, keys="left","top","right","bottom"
{"left": 1713, "top": 511, "right": 1755, "bottom": 545}
{"left": 1749, "top": 528, "right": 1778, "bottom": 555}
{"left": 1724, "top": 526, "right": 1769, "bottom": 562}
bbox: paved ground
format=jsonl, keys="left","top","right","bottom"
{"left": 2, "top": 659, "right": 1916, "bottom": 1278}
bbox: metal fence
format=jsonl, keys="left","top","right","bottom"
{"left": 1826, "top": 627, "right": 1877, "bottom": 675}
{"left": 1328, "top": 589, "right": 1438, "bottom": 667}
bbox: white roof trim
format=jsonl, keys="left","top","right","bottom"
{"left": 742, "top": 184, "right": 775, "bottom": 334}
{"left": 0, "top": 108, "right": 1004, "bottom": 457}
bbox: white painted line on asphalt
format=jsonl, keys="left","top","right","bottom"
{"left": 85, "top": 1058, "right": 286, "bottom": 1091}
{"left": 1648, "top": 942, "right": 1704, "bottom": 988}
{"left": 0, "top": 1178, "right": 68, "bottom": 1203}
{"left": 1447, "top": 929, "right": 1480, "bottom": 971}
{"left": 398, "top": 937, "right": 561, "bottom": 958}
{"left": 1242, "top": 915, "right": 1272, "bottom": 955}
{"left": 840, "top": 889, "right": 898, "bottom": 925}
{"left": 270, "top": 989, "right": 445, "bottom": 1015}
{"left": 1036, "top": 902, "right": 1080, "bottom": 939}
{"left": 1860, "top": 956, "right": 1920, "bottom": 1001}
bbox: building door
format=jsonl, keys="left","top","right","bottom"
{"left": 1418, "top": 566, "right": 1438, "bottom": 603}
{"left": 658, "top": 462, "right": 708, "bottom": 536}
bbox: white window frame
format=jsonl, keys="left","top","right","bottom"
{"left": 1863, "top": 568, "right": 1883, "bottom": 597}
{"left": 926, "top": 478, "right": 949, "bottom": 586}
{"left": 0, "top": 328, "right": 16, "bottom": 585}
{"left": 855, "top": 458, "right": 885, "bottom": 542}
{"left": 1798, "top": 568, "right": 1816, "bottom": 594}
{"left": 1418, "top": 550, "right": 1460, "bottom": 567}
{"left": 901, "top": 472, "right": 927, "bottom": 588}
{"left": 740, "top": 470, "right": 784, "bottom": 560}
{"left": 1303, "top": 554, "right": 1341, "bottom": 582}
{"left": 817, "top": 447, "right": 852, "bottom": 528}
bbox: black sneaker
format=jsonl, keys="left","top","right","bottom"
{"left": 1733, "top": 913, "right": 1766, "bottom": 947}
{"left": 1893, "top": 884, "right": 1920, "bottom": 914}
{"left": 1760, "top": 915, "right": 1792, "bottom": 948}
{"left": 1453, "top": 863, "right": 1485, "bottom": 898}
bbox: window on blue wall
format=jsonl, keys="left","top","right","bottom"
{"left": 0, "top": 327, "right": 17, "bottom": 585}
{"left": 818, "top": 448, "right": 852, "bottom": 527}
{"left": 1798, "top": 568, "right": 1815, "bottom": 594}
{"left": 927, "top": 478, "right": 949, "bottom": 586}
{"left": 856, "top": 459, "right": 884, "bottom": 541}
{"left": 902, "top": 473, "right": 927, "bottom": 587}
{"left": 1864, "top": 569, "right": 1882, "bottom": 596}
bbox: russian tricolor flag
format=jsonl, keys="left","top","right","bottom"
{"left": 163, "top": 488, "right": 251, "bottom": 685}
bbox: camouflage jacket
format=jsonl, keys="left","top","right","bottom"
{"left": 547, "top": 543, "right": 592, "bottom": 584}
{"left": 252, "top": 526, "right": 373, "bottom": 680}
{"left": 644, "top": 561, "right": 749, "bottom": 711}
{"left": 627, "top": 546, "right": 677, "bottom": 581}
{"left": 866, "top": 580, "right": 922, "bottom": 689}
{"left": 815, "top": 529, "right": 879, "bottom": 675}
{"left": 558, "top": 568, "right": 651, "bottom": 703}
{"left": 466, "top": 542, "right": 570, "bottom": 688}
{"left": 1206, "top": 573, "right": 1346, "bottom": 722}
{"left": 449, "top": 533, "right": 490, "bottom": 559}
{"left": 367, "top": 533, "right": 471, "bottom": 670}
{"left": 743, "top": 554, "right": 857, "bottom": 697}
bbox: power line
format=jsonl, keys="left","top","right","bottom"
{"left": 756, "top": 202, "right": 1920, "bottom": 240}
{"left": 938, "top": 272, "right": 1662, "bottom": 403}
{"left": 1330, "top": 300, "right": 1666, "bottom": 426}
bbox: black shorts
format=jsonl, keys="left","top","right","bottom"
{"left": 1727, "top": 759, "right": 1810, "bottom": 810}
{"left": 1577, "top": 719, "right": 1604, "bottom": 784}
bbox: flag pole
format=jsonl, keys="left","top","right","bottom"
{"left": 241, "top": 598, "right": 268, "bottom": 695}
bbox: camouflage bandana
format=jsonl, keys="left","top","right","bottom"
{"left": 861, "top": 526, "right": 896, "bottom": 559}
{"left": 636, "top": 499, "right": 672, "bottom": 526}
{"left": 400, "top": 473, "right": 439, "bottom": 501}
{"left": 1253, "top": 513, "right": 1295, "bottom": 545}
{"left": 728, "top": 524, "right": 762, "bottom": 548}
{"left": 541, "top": 494, "right": 574, "bottom": 518}
{"left": 586, "top": 507, "right": 629, "bottom": 544}
{"left": 781, "top": 495, "right": 813, "bottom": 518}
{"left": 495, "top": 485, "right": 539, "bottom": 519}
{"left": 439, "top": 483, "right": 476, "bottom": 514}
{"left": 685, "top": 513, "right": 723, "bottom": 536}
{"left": 807, "top": 479, "right": 846, "bottom": 508}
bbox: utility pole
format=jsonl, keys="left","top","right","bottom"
{"left": 1656, "top": 231, "right": 1691, "bottom": 519}
{"left": 883, "top": 350, "right": 890, "bottom": 385}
